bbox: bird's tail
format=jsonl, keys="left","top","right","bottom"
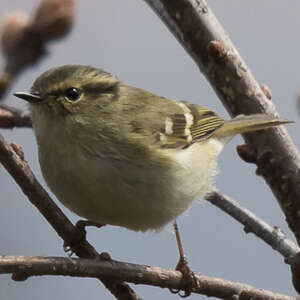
{"left": 214, "top": 114, "right": 292, "bottom": 138}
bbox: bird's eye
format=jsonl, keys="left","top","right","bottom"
{"left": 65, "top": 87, "right": 81, "bottom": 102}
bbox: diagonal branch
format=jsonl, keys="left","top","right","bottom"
{"left": 0, "top": 255, "right": 296, "bottom": 300}
{"left": 0, "top": 132, "right": 141, "bottom": 300}
{"left": 205, "top": 190, "right": 300, "bottom": 260}
{"left": 143, "top": 0, "right": 300, "bottom": 246}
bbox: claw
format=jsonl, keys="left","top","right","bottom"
{"left": 63, "top": 243, "right": 74, "bottom": 257}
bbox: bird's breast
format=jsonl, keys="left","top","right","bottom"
{"left": 32, "top": 107, "right": 225, "bottom": 231}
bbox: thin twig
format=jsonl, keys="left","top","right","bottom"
{"left": 0, "top": 104, "right": 32, "bottom": 128}
{"left": 0, "top": 132, "right": 141, "bottom": 300}
{"left": 0, "top": 255, "right": 296, "bottom": 300}
{"left": 0, "top": 0, "right": 75, "bottom": 98}
{"left": 205, "top": 190, "right": 300, "bottom": 261}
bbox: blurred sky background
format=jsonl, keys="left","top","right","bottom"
{"left": 1, "top": 1, "right": 300, "bottom": 299}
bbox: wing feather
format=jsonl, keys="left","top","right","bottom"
{"left": 158, "top": 102, "right": 224, "bottom": 149}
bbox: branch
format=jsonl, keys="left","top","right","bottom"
{"left": 205, "top": 191, "right": 300, "bottom": 293}
{"left": 143, "top": 0, "right": 300, "bottom": 245}
{"left": 0, "top": 132, "right": 141, "bottom": 300}
{"left": 0, "top": 0, "right": 74, "bottom": 98}
{"left": 0, "top": 255, "right": 296, "bottom": 300}
{"left": 0, "top": 104, "right": 32, "bottom": 128}
{"left": 205, "top": 190, "right": 300, "bottom": 260}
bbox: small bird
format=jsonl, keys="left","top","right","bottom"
{"left": 14, "top": 65, "right": 290, "bottom": 233}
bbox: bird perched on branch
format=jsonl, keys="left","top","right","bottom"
{"left": 14, "top": 64, "right": 291, "bottom": 233}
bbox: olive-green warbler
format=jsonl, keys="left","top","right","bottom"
{"left": 14, "top": 65, "right": 290, "bottom": 232}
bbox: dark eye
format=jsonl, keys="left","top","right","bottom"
{"left": 65, "top": 87, "right": 81, "bottom": 101}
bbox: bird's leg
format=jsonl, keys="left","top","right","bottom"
{"left": 63, "top": 220, "right": 105, "bottom": 256}
{"left": 170, "top": 220, "right": 200, "bottom": 297}
{"left": 75, "top": 220, "right": 105, "bottom": 234}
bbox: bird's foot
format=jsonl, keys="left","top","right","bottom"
{"left": 170, "top": 255, "right": 200, "bottom": 297}
{"left": 63, "top": 220, "right": 105, "bottom": 257}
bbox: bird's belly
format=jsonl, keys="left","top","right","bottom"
{"left": 38, "top": 139, "right": 224, "bottom": 231}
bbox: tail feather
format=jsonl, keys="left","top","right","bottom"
{"left": 214, "top": 114, "right": 293, "bottom": 138}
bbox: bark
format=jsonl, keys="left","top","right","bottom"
{"left": 0, "top": 255, "right": 296, "bottom": 300}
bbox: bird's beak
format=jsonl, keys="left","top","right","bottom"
{"left": 14, "top": 92, "right": 42, "bottom": 103}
